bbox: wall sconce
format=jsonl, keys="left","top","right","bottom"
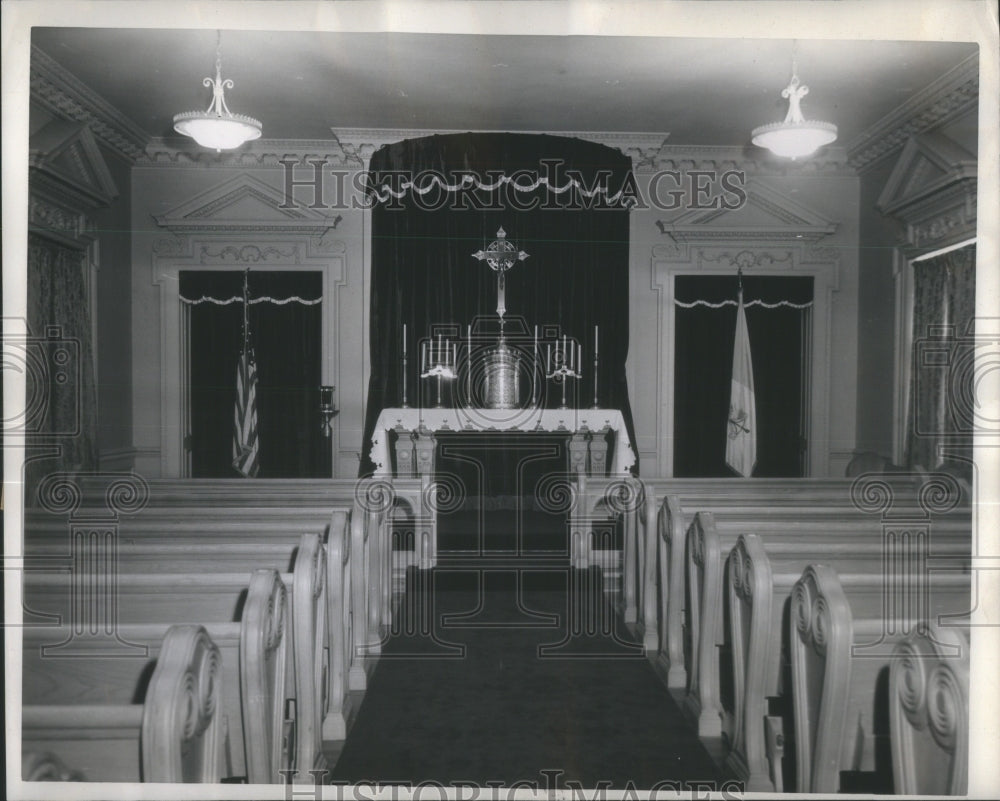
{"left": 319, "top": 385, "right": 339, "bottom": 436}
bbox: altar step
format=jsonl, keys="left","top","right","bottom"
{"left": 390, "top": 549, "right": 622, "bottom": 594}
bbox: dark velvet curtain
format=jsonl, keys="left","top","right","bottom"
{"left": 180, "top": 271, "right": 324, "bottom": 478}
{"left": 674, "top": 275, "right": 812, "bottom": 477}
{"left": 360, "top": 133, "right": 635, "bottom": 476}
{"left": 906, "top": 244, "right": 976, "bottom": 474}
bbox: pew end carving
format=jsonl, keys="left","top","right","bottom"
{"left": 890, "top": 624, "right": 969, "bottom": 795}
{"left": 240, "top": 569, "right": 292, "bottom": 784}
{"left": 142, "top": 625, "right": 227, "bottom": 782}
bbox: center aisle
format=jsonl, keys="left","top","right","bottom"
{"left": 329, "top": 566, "right": 722, "bottom": 789}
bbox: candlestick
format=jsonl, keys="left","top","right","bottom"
{"left": 402, "top": 338, "right": 409, "bottom": 408}
{"left": 593, "top": 347, "right": 599, "bottom": 409}
{"left": 533, "top": 326, "right": 539, "bottom": 405}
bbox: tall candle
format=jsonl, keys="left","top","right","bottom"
{"left": 438, "top": 334, "right": 442, "bottom": 365}
{"left": 421, "top": 341, "right": 426, "bottom": 372}
{"left": 403, "top": 324, "right": 407, "bottom": 356}
{"left": 578, "top": 343, "right": 582, "bottom": 373}
{"left": 547, "top": 343, "right": 551, "bottom": 373}
{"left": 595, "top": 325, "right": 598, "bottom": 357}
{"left": 563, "top": 335, "right": 567, "bottom": 365}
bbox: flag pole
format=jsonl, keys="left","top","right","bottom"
{"left": 242, "top": 267, "right": 250, "bottom": 353}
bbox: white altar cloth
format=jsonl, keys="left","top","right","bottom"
{"left": 370, "top": 407, "right": 635, "bottom": 476}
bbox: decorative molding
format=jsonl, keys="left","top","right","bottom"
{"left": 657, "top": 179, "right": 838, "bottom": 243}
{"left": 199, "top": 244, "right": 297, "bottom": 264}
{"left": 30, "top": 119, "right": 118, "bottom": 208}
{"left": 139, "top": 137, "right": 361, "bottom": 168}
{"left": 28, "top": 194, "right": 97, "bottom": 250}
{"left": 30, "top": 45, "right": 149, "bottom": 162}
{"left": 153, "top": 172, "right": 341, "bottom": 235}
{"left": 875, "top": 133, "right": 977, "bottom": 254}
{"left": 846, "top": 53, "right": 979, "bottom": 173}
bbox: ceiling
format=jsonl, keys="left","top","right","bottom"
{"left": 31, "top": 27, "right": 978, "bottom": 148}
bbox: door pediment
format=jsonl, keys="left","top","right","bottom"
{"left": 657, "top": 180, "right": 837, "bottom": 243}
{"left": 154, "top": 173, "right": 341, "bottom": 235}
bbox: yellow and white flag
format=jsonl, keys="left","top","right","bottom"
{"left": 726, "top": 293, "right": 757, "bottom": 477}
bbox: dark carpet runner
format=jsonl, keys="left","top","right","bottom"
{"left": 329, "top": 563, "right": 723, "bottom": 790}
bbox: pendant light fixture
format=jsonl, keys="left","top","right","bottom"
{"left": 751, "top": 54, "right": 837, "bottom": 160}
{"left": 173, "top": 31, "right": 262, "bottom": 152}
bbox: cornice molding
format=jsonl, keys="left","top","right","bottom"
{"left": 30, "top": 45, "right": 149, "bottom": 162}
{"left": 139, "top": 137, "right": 362, "bottom": 168}
{"left": 137, "top": 128, "right": 851, "bottom": 176}
{"left": 846, "top": 52, "right": 979, "bottom": 173}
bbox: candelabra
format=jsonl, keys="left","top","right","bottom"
{"left": 545, "top": 337, "right": 582, "bottom": 410}
{"left": 420, "top": 336, "right": 456, "bottom": 408}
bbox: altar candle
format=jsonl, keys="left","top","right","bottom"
{"left": 534, "top": 325, "right": 538, "bottom": 359}
{"left": 578, "top": 343, "right": 582, "bottom": 373}
{"left": 421, "top": 341, "right": 426, "bottom": 372}
{"left": 563, "top": 335, "right": 567, "bottom": 365}
{"left": 595, "top": 325, "right": 598, "bottom": 357}
{"left": 547, "top": 343, "right": 551, "bottom": 373}
{"left": 403, "top": 324, "right": 407, "bottom": 356}
{"left": 438, "top": 334, "right": 443, "bottom": 365}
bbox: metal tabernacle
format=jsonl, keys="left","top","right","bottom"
{"left": 482, "top": 341, "right": 520, "bottom": 409}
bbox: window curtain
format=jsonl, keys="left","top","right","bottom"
{"left": 25, "top": 235, "right": 99, "bottom": 500}
{"left": 906, "top": 244, "right": 976, "bottom": 474}
{"left": 180, "top": 271, "right": 324, "bottom": 478}
{"left": 674, "top": 275, "right": 813, "bottom": 477}
{"left": 360, "top": 133, "right": 636, "bottom": 476}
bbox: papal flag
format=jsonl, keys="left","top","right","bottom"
{"left": 232, "top": 346, "right": 260, "bottom": 477}
{"left": 726, "top": 292, "right": 757, "bottom": 477}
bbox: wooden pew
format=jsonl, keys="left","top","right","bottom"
{"left": 652, "top": 494, "right": 963, "bottom": 690}
{"left": 683, "top": 511, "right": 969, "bottom": 738}
{"left": 889, "top": 624, "right": 969, "bottom": 795}
{"left": 23, "top": 569, "right": 291, "bottom": 782}
{"left": 789, "top": 564, "right": 970, "bottom": 793}
{"left": 23, "top": 625, "right": 226, "bottom": 782}
{"left": 724, "top": 533, "right": 969, "bottom": 791}
{"left": 26, "top": 504, "right": 364, "bottom": 742}
{"left": 23, "top": 534, "right": 328, "bottom": 781}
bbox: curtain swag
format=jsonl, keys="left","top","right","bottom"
{"left": 674, "top": 298, "right": 814, "bottom": 310}
{"left": 180, "top": 295, "right": 322, "bottom": 306}
{"left": 367, "top": 171, "right": 635, "bottom": 207}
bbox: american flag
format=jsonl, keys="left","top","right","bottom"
{"left": 232, "top": 346, "right": 260, "bottom": 477}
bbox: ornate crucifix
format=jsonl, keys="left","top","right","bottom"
{"left": 471, "top": 227, "right": 529, "bottom": 336}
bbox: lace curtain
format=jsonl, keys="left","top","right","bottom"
{"left": 906, "top": 243, "right": 976, "bottom": 474}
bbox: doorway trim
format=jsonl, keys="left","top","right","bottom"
{"left": 149, "top": 173, "right": 345, "bottom": 477}
{"left": 653, "top": 244, "right": 839, "bottom": 477}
